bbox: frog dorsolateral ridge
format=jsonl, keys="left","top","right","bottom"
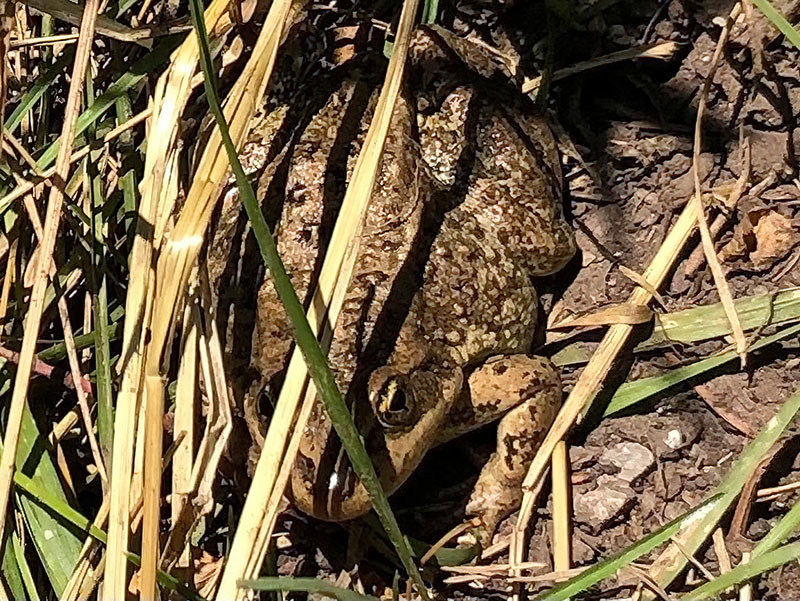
{"left": 232, "top": 27, "right": 576, "bottom": 542}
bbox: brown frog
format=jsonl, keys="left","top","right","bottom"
{"left": 239, "top": 27, "right": 576, "bottom": 541}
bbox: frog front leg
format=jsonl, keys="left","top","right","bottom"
{"left": 440, "top": 355, "right": 561, "bottom": 542}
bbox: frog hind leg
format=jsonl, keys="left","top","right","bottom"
{"left": 448, "top": 355, "right": 561, "bottom": 543}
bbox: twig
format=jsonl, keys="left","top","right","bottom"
{"left": 690, "top": 3, "right": 748, "bottom": 368}
{"left": 0, "top": 345, "right": 92, "bottom": 393}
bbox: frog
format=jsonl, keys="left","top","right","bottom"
{"left": 237, "top": 26, "right": 576, "bottom": 542}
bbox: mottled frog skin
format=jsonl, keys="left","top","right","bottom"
{"left": 245, "top": 27, "right": 575, "bottom": 540}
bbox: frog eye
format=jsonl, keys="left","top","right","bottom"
{"left": 374, "top": 377, "right": 417, "bottom": 431}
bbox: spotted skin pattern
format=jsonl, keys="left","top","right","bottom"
{"left": 248, "top": 27, "right": 575, "bottom": 540}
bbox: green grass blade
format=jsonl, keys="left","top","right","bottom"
{"left": 114, "top": 94, "right": 139, "bottom": 238}
{"left": 14, "top": 409, "right": 83, "bottom": 596}
{"left": 680, "top": 541, "right": 800, "bottom": 601}
{"left": 11, "top": 532, "right": 41, "bottom": 601}
{"left": 643, "top": 287, "right": 800, "bottom": 350}
{"left": 421, "top": 0, "right": 439, "bottom": 24}
{"left": 5, "top": 50, "right": 74, "bottom": 134}
{"left": 38, "top": 319, "right": 122, "bottom": 363}
{"left": 604, "top": 322, "right": 800, "bottom": 416}
{"left": 553, "top": 288, "right": 800, "bottom": 368}
{"left": 751, "top": 0, "right": 800, "bottom": 49}
{"left": 0, "top": 401, "right": 83, "bottom": 596}
{"left": 535, "top": 495, "right": 724, "bottom": 601}
{"left": 14, "top": 473, "right": 206, "bottom": 601}
{"left": 679, "top": 499, "right": 800, "bottom": 600}
{"left": 188, "top": 1, "right": 426, "bottom": 596}
{"left": 1, "top": 536, "right": 27, "bottom": 601}
{"left": 241, "top": 577, "right": 380, "bottom": 601}
{"left": 753, "top": 500, "right": 800, "bottom": 557}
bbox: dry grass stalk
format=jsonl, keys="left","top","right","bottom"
{"left": 421, "top": 519, "right": 481, "bottom": 566}
{"left": 103, "top": 1, "right": 237, "bottom": 596}
{"left": 683, "top": 140, "right": 752, "bottom": 275}
{"left": 172, "top": 301, "right": 198, "bottom": 568}
{"left": 0, "top": 1, "right": 12, "bottom": 139}
{"left": 10, "top": 32, "right": 79, "bottom": 48}
{"left": 134, "top": 0, "right": 305, "bottom": 595}
{"left": 62, "top": 500, "right": 109, "bottom": 601}
{"left": 691, "top": 3, "right": 748, "bottom": 367}
{"left": 756, "top": 479, "right": 800, "bottom": 498}
{"left": 522, "top": 41, "right": 678, "bottom": 95}
{"left": 159, "top": 283, "right": 232, "bottom": 573}
{"left": 215, "top": 0, "right": 420, "bottom": 597}
{"left": 551, "top": 440, "right": 571, "bottom": 575}
{"left": 0, "top": 0, "right": 98, "bottom": 548}
{"left": 712, "top": 527, "right": 733, "bottom": 576}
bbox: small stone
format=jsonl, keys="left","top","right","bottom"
{"left": 665, "top": 429, "right": 684, "bottom": 450}
{"left": 598, "top": 442, "right": 655, "bottom": 483}
{"left": 573, "top": 475, "right": 636, "bottom": 532}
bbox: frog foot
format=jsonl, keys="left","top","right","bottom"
{"left": 462, "top": 356, "right": 562, "bottom": 545}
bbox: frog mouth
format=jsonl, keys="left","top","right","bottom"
{"left": 299, "top": 410, "right": 401, "bottom": 522}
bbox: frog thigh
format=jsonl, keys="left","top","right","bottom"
{"left": 447, "top": 355, "right": 561, "bottom": 539}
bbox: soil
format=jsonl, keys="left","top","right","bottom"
{"left": 233, "top": 1, "right": 800, "bottom": 599}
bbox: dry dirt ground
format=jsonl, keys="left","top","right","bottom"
{"left": 222, "top": 1, "right": 800, "bottom": 598}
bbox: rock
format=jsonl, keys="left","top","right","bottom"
{"left": 573, "top": 475, "right": 636, "bottom": 532}
{"left": 598, "top": 442, "right": 655, "bottom": 483}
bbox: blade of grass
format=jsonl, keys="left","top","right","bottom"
{"left": 751, "top": 0, "right": 800, "bottom": 49}
{"left": 0, "top": 533, "right": 25, "bottom": 601}
{"left": 680, "top": 541, "right": 800, "bottom": 601}
{"left": 534, "top": 495, "right": 724, "bottom": 601}
{"left": 11, "top": 532, "right": 40, "bottom": 601}
{"left": 13, "top": 407, "right": 83, "bottom": 596}
{"left": 0, "top": 392, "right": 83, "bottom": 597}
{"left": 680, "top": 477, "right": 800, "bottom": 598}
{"left": 188, "top": 1, "right": 425, "bottom": 597}
{"left": 645, "top": 288, "right": 800, "bottom": 349}
{"left": 13, "top": 471, "right": 206, "bottom": 601}
{"left": 604, "top": 321, "right": 800, "bottom": 416}
{"left": 752, "top": 499, "right": 800, "bottom": 557}
{"left": 5, "top": 49, "right": 73, "bottom": 134}
{"left": 88, "top": 111, "right": 114, "bottom": 471}
{"left": 241, "top": 577, "right": 380, "bottom": 601}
